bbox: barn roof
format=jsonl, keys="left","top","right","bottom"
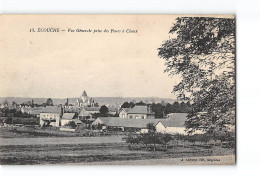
{"left": 120, "top": 108, "right": 131, "bottom": 113}
{"left": 28, "top": 109, "right": 42, "bottom": 115}
{"left": 95, "top": 113, "right": 188, "bottom": 128}
{"left": 127, "top": 106, "right": 154, "bottom": 114}
{"left": 97, "top": 117, "right": 115, "bottom": 125}
{"left": 40, "top": 106, "right": 61, "bottom": 114}
{"left": 162, "top": 113, "right": 188, "bottom": 127}
{"left": 96, "top": 117, "right": 162, "bottom": 129}
{"left": 79, "top": 108, "right": 91, "bottom": 116}
{"left": 62, "top": 113, "right": 76, "bottom": 119}
{"left": 72, "top": 119, "right": 83, "bottom": 124}
{"left": 84, "top": 107, "right": 100, "bottom": 111}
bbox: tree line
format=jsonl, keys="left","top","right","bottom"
{"left": 124, "top": 123, "right": 235, "bottom": 152}
{"left": 0, "top": 108, "right": 30, "bottom": 118}
{"left": 121, "top": 101, "right": 192, "bottom": 118}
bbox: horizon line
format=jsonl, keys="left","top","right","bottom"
{"left": 0, "top": 96, "right": 176, "bottom": 100}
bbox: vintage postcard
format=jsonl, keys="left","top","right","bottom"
{"left": 0, "top": 15, "right": 236, "bottom": 165}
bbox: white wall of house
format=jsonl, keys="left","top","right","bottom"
{"left": 127, "top": 114, "right": 147, "bottom": 119}
{"left": 92, "top": 118, "right": 104, "bottom": 125}
{"left": 165, "top": 127, "right": 186, "bottom": 134}
{"left": 40, "top": 113, "right": 60, "bottom": 127}
{"left": 119, "top": 110, "right": 127, "bottom": 118}
{"left": 60, "top": 128, "right": 76, "bottom": 132}
{"left": 164, "top": 127, "right": 204, "bottom": 135}
{"left": 155, "top": 122, "right": 166, "bottom": 133}
{"left": 61, "top": 119, "right": 72, "bottom": 126}
{"left": 140, "top": 129, "right": 149, "bottom": 133}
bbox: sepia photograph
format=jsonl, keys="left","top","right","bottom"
{"left": 0, "top": 15, "right": 235, "bottom": 165}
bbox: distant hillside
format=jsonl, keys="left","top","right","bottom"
{"left": 0, "top": 97, "right": 176, "bottom": 107}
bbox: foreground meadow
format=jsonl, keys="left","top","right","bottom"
{"left": 0, "top": 127, "right": 235, "bottom": 165}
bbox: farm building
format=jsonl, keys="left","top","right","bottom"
{"left": 61, "top": 113, "right": 83, "bottom": 126}
{"left": 91, "top": 113, "right": 203, "bottom": 134}
{"left": 119, "top": 108, "right": 131, "bottom": 118}
{"left": 108, "top": 107, "right": 118, "bottom": 115}
{"left": 119, "top": 105, "right": 155, "bottom": 119}
{"left": 39, "top": 106, "right": 63, "bottom": 127}
{"left": 78, "top": 106, "right": 100, "bottom": 120}
{"left": 156, "top": 113, "right": 204, "bottom": 135}
{"left": 92, "top": 117, "right": 162, "bottom": 132}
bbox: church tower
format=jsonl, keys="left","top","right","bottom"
{"left": 81, "top": 90, "right": 88, "bottom": 103}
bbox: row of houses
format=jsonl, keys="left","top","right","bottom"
{"left": 38, "top": 104, "right": 194, "bottom": 135}
{"left": 39, "top": 106, "right": 83, "bottom": 127}
{"left": 92, "top": 113, "right": 194, "bottom": 134}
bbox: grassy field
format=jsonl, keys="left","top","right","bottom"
{"left": 0, "top": 141, "right": 234, "bottom": 165}
{"left": 0, "top": 127, "right": 235, "bottom": 165}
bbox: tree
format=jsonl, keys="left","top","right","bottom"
{"left": 179, "top": 102, "right": 186, "bottom": 113}
{"left": 46, "top": 98, "right": 53, "bottom": 106}
{"left": 136, "top": 101, "right": 146, "bottom": 106}
{"left": 12, "top": 101, "right": 17, "bottom": 107}
{"left": 150, "top": 103, "right": 164, "bottom": 118}
{"left": 164, "top": 103, "right": 173, "bottom": 114}
{"left": 4, "top": 117, "right": 13, "bottom": 124}
{"left": 121, "top": 101, "right": 135, "bottom": 109}
{"left": 99, "top": 105, "right": 109, "bottom": 116}
{"left": 158, "top": 17, "right": 235, "bottom": 134}
{"left": 158, "top": 133, "right": 172, "bottom": 149}
{"left": 172, "top": 101, "right": 180, "bottom": 113}
{"left": 146, "top": 123, "right": 156, "bottom": 133}
{"left": 65, "top": 121, "right": 77, "bottom": 128}
{"left": 121, "top": 102, "right": 130, "bottom": 108}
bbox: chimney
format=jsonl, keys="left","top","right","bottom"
{"left": 149, "top": 105, "right": 152, "bottom": 113}
{"left": 60, "top": 104, "right": 64, "bottom": 117}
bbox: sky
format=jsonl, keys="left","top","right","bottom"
{"left": 0, "top": 15, "right": 182, "bottom": 98}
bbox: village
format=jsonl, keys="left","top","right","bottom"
{"left": 0, "top": 91, "right": 196, "bottom": 134}
{"left": 0, "top": 15, "right": 236, "bottom": 165}
{"left": 0, "top": 91, "right": 235, "bottom": 165}
{"left": 0, "top": 90, "right": 235, "bottom": 148}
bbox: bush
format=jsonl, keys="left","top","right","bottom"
{"left": 65, "top": 121, "right": 77, "bottom": 129}
{"left": 4, "top": 117, "right": 13, "bottom": 124}
{"left": 125, "top": 133, "right": 173, "bottom": 151}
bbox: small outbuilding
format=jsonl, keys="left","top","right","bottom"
{"left": 61, "top": 113, "right": 82, "bottom": 126}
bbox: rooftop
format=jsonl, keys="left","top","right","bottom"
{"left": 95, "top": 114, "right": 188, "bottom": 129}
{"left": 127, "top": 105, "right": 154, "bottom": 115}
{"left": 40, "top": 106, "right": 61, "bottom": 114}
{"left": 62, "top": 113, "right": 76, "bottom": 119}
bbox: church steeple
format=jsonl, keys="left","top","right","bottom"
{"left": 81, "top": 90, "right": 88, "bottom": 103}
{"left": 81, "top": 90, "right": 87, "bottom": 97}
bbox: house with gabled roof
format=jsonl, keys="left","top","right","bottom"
{"left": 78, "top": 106, "right": 100, "bottom": 120}
{"left": 155, "top": 113, "right": 204, "bottom": 135}
{"left": 92, "top": 113, "right": 202, "bottom": 134}
{"left": 126, "top": 105, "right": 155, "bottom": 119}
{"left": 39, "top": 106, "right": 63, "bottom": 127}
{"left": 119, "top": 108, "right": 131, "bottom": 118}
{"left": 61, "top": 113, "right": 82, "bottom": 126}
{"left": 92, "top": 117, "right": 161, "bottom": 132}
